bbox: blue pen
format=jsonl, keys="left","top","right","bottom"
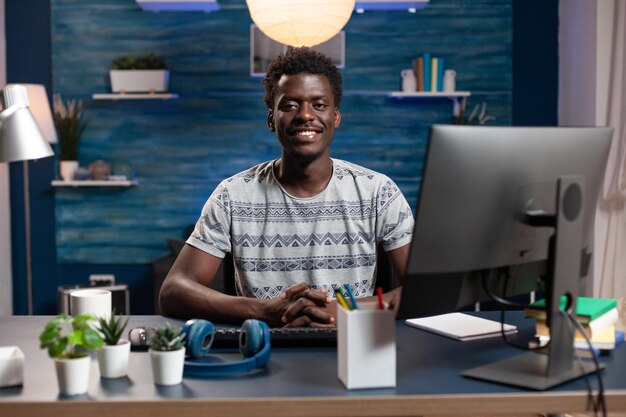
{"left": 343, "top": 284, "right": 359, "bottom": 310}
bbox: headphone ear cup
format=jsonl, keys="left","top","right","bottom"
{"left": 184, "top": 319, "right": 215, "bottom": 359}
{"left": 239, "top": 319, "right": 264, "bottom": 358}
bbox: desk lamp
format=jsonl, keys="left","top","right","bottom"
{"left": 0, "top": 84, "right": 55, "bottom": 315}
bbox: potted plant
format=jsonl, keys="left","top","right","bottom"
{"left": 39, "top": 314, "right": 103, "bottom": 395}
{"left": 53, "top": 95, "right": 88, "bottom": 181}
{"left": 96, "top": 310, "right": 130, "bottom": 379}
{"left": 452, "top": 97, "right": 496, "bottom": 125}
{"left": 148, "top": 322, "right": 186, "bottom": 386}
{"left": 109, "top": 53, "right": 169, "bottom": 94}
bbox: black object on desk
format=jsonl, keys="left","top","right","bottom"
{"left": 128, "top": 325, "right": 337, "bottom": 350}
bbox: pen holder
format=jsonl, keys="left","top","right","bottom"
{"left": 337, "top": 302, "right": 396, "bottom": 389}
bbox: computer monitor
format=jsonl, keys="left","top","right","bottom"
{"left": 398, "top": 124, "right": 613, "bottom": 390}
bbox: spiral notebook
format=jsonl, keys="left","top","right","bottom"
{"left": 405, "top": 313, "right": 517, "bottom": 341}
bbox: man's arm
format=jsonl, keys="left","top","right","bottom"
{"left": 282, "top": 243, "right": 411, "bottom": 325}
{"left": 159, "top": 244, "right": 332, "bottom": 327}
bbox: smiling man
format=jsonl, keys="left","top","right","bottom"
{"left": 159, "top": 47, "right": 414, "bottom": 327}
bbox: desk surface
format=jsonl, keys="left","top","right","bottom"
{"left": 0, "top": 313, "right": 624, "bottom": 417}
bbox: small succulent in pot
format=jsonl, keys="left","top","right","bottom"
{"left": 149, "top": 322, "right": 186, "bottom": 351}
{"left": 97, "top": 309, "right": 129, "bottom": 346}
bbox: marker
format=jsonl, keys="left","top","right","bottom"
{"left": 334, "top": 287, "right": 350, "bottom": 310}
{"left": 337, "top": 286, "right": 352, "bottom": 309}
{"left": 343, "top": 284, "right": 359, "bottom": 310}
{"left": 376, "top": 287, "right": 385, "bottom": 310}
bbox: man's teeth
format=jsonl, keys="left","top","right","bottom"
{"left": 296, "top": 130, "right": 317, "bottom": 137}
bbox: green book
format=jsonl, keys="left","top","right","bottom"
{"left": 524, "top": 296, "right": 617, "bottom": 323}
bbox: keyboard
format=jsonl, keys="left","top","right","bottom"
{"left": 212, "top": 326, "right": 337, "bottom": 348}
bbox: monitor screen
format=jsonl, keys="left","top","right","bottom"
{"left": 399, "top": 125, "right": 613, "bottom": 319}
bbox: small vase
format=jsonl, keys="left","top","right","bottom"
{"left": 96, "top": 339, "right": 131, "bottom": 378}
{"left": 150, "top": 347, "right": 185, "bottom": 385}
{"left": 60, "top": 160, "right": 79, "bottom": 181}
{"left": 54, "top": 355, "right": 91, "bottom": 395}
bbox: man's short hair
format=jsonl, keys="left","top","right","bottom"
{"left": 262, "top": 47, "right": 343, "bottom": 110}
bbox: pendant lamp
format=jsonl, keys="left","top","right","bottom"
{"left": 246, "top": 0, "right": 355, "bottom": 47}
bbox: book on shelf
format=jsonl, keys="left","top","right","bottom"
{"left": 413, "top": 56, "right": 424, "bottom": 91}
{"left": 534, "top": 307, "right": 618, "bottom": 339}
{"left": 422, "top": 53, "right": 431, "bottom": 93}
{"left": 430, "top": 57, "right": 438, "bottom": 92}
{"left": 524, "top": 296, "right": 617, "bottom": 324}
{"left": 437, "top": 57, "right": 445, "bottom": 92}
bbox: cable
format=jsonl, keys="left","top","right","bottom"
{"left": 563, "top": 310, "right": 606, "bottom": 417}
{"left": 481, "top": 269, "right": 548, "bottom": 351}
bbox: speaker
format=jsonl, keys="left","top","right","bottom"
{"left": 182, "top": 319, "right": 271, "bottom": 377}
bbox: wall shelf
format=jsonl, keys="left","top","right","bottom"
{"left": 51, "top": 180, "right": 139, "bottom": 187}
{"left": 92, "top": 93, "right": 178, "bottom": 100}
{"left": 388, "top": 91, "right": 471, "bottom": 116}
{"left": 387, "top": 91, "right": 471, "bottom": 99}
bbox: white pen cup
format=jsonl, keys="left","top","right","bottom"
{"left": 337, "top": 302, "right": 396, "bottom": 389}
{"left": 70, "top": 289, "right": 112, "bottom": 320}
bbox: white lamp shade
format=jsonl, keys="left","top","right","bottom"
{"left": 0, "top": 85, "right": 54, "bottom": 163}
{"left": 246, "top": 0, "right": 355, "bottom": 47}
{"left": 6, "top": 84, "right": 58, "bottom": 144}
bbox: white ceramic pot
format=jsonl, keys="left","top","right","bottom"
{"left": 59, "top": 160, "right": 79, "bottom": 181}
{"left": 109, "top": 70, "right": 169, "bottom": 93}
{"left": 54, "top": 355, "right": 91, "bottom": 396}
{"left": 149, "top": 347, "right": 185, "bottom": 386}
{"left": 96, "top": 339, "right": 130, "bottom": 379}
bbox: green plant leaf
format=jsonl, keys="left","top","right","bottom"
{"left": 48, "top": 338, "right": 68, "bottom": 358}
{"left": 83, "top": 327, "right": 104, "bottom": 350}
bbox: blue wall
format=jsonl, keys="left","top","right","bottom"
{"left": 8, "top": 0, "right": 558, "bottom": 314}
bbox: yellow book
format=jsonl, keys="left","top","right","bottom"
{"left": 534, "top": 307, "right": 618, "bottom": 339}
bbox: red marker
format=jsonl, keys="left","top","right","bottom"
{"left": 376, "top": 287, "right": 384, "bottom": 310}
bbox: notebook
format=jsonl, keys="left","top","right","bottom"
{"left": 405, "top": 312, "right": 518, "bottom": 341}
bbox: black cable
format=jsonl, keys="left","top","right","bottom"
{"left": 561, "top": 310, "right": 598, "bottom": 416}
{"left": 563, "top": 310, "right": 607, "bottom": 417}
{"left": 481, "top": 269, "right": 548, "bottom": 351}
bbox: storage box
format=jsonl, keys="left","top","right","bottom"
{"left": 337, "top": 302, "right": 396, "bottom": 389}
{"left": 0, "top": 346, "right": 24, "bottom": 387}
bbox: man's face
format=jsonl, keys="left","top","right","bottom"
{"left": 268, "top": 73, "right": 341, "bottom": 163}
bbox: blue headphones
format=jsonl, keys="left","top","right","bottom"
{"left": 182, "top": 319, "right": 271, "bottom": 377}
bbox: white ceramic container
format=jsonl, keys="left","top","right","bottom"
{"left": 97, "top": 339, "right": 131, "bottom": 378}
{"left": 54, "top": 355, "right": 91, "bottom": 396}
{"left": 70, "top": 289, "right": 111, "bottom": 320}
{"left": 109, "top": 70, "right": 169, "bottom": 93}
{"left": 150, "top": 347, "right": 185, "bottom": 386}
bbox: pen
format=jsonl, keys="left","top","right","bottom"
{"left": 376, "top": 287, "right": 385, "bottom": 310}
{"left": 334, "top": 287, "right": 350, "bottom": 310}
{"left": 343, "top": 284, "right": 359, "bottom": 310}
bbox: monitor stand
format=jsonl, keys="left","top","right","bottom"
{"left": 463, "top": 176, "right": 604, "bottom": 390}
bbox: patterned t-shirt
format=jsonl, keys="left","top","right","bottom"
{"left": 187, "top": 158, "right": 414, "bottom": 298}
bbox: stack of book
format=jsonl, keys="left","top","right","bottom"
{"left": 411, "top": 53, "right": 445, "bottom": 92}
{"left": 525, "top": 297, "right": 623, "bottom": 353}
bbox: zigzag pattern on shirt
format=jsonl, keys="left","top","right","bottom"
{"left": 232, "top": 232, "right": 376, "bottom": 248}
{"left": 382, "top": 209, "right": 413, "bottom": 236}
{"left": 235, "top": 254, "right": 376, "bottom": 273}
{"left": 378, "top": 179, "right": 401, "bottom": 211}
{"left": 241, "top": 280, "right": 374, "bottom": 299}
{"left": 230, "top": 200, "right": 377, "bottom": 222}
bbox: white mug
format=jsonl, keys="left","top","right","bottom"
{"left": 443, "top": 69, "right": 456, "bottom": 92}
{"left": 400, "top": 69, "right": 417, "bottom": 92}
{"left": 70, "top": 289, "right": 112, "bottom": 320}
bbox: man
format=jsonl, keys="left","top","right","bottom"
{"left": 159, "top": 47, "right": 414, "bottom": 327}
